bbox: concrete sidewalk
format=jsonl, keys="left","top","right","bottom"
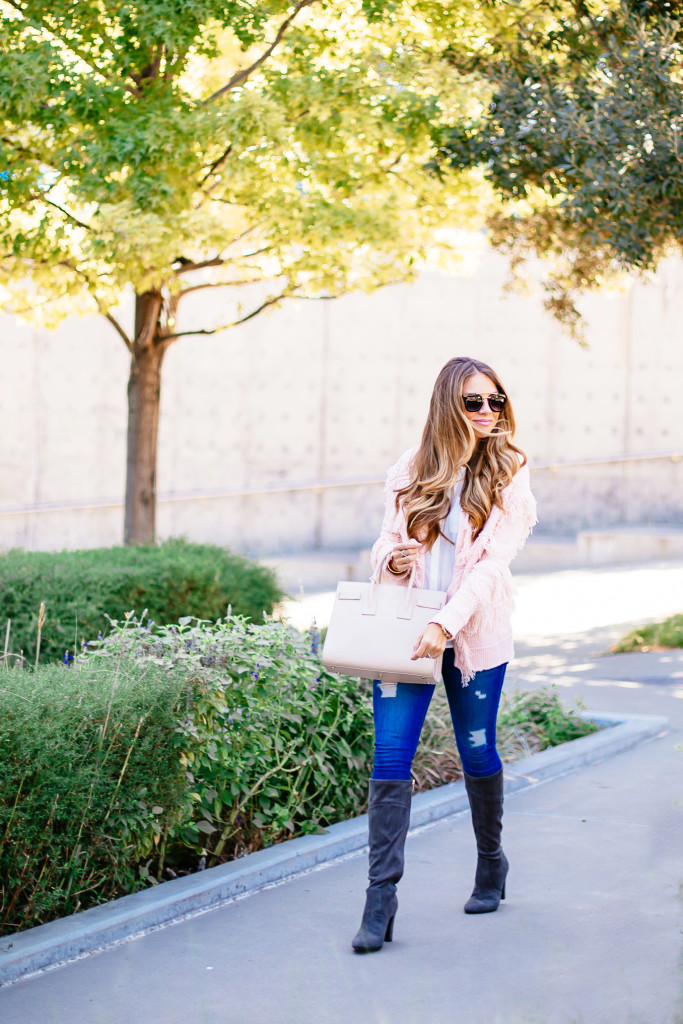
{"left": 1, "top": 562, "right": 682, "bottom": 1024}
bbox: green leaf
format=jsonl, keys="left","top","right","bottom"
{"left": 195, "top": 820, "right": 217, "bottom": 835}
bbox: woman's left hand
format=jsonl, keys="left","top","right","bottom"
{"left": 411, "top": 623, "right": 448, "bottom": 661}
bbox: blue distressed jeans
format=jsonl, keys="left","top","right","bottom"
{"left": 371, "top": 649, "right": 507, "bottom": 781}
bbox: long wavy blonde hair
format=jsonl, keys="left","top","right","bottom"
{"left": 396, "top": 357, "right": 526, "bottom": 544}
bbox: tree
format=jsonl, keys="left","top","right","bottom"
{"left": 0, "top": 0, "right": 484, "bottom": 544}
{"left": 436, "top": 0, "right": 683, "bottom": 337}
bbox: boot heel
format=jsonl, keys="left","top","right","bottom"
{"left": 501, "top": 881, "right": 506, "bottom": 901}
{"left": 384, "top": 914, "right": 395, "bottom": 942}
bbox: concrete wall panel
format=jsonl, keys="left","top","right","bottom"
{"left": 1, "top": 247, "right": 681, "bottom": 554}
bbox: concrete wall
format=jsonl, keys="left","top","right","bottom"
{"left": 1, "top": 246, "right": 681, "bottom": 555}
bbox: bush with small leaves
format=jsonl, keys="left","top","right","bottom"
{"left": 84, "top": 614, "right": 375, "bottom": 867}
{"left": 0, "top": 612, "right": 374, "bottom": 934}
{"left": 0, "top": 539, "right": 283, "bottom": 665}
{"left": 0, "top": 613, "right": 600, "bottom": 935}
{"left": 613, "top": 613, "right": 683, "bottom": 653}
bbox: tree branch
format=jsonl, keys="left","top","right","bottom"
{"left": 5, "top": 254, "right": 133, "bottom": 348}
{"left": 4, "top": 294, "right": 55, "bottom": 316}
{"left": 53, "top": 258, "right": 133, "bottom": 349}
{"left": 172, "top": 256, "right": 225, "bottom": 276}
{"left": 178, "top": 278, "right": 265, "bottom": 299}
{"left": 201, "top": 0, "right": 318, "bottom": 105}
{"left": 41, "top": 196, "right": 91, "bottom": 231}
{"left": 1, "top": 134, "right": 44, "bottom": 164}
{"left": 232, "top": 246, "right": 272, "bottom": 261}
{"left": 130, "top": 44, "right": 163, "bottom": 88}
{"left": 199, "top": 143, "right": 233, "bottom": 186}
{"left": 164, "top": 292, "right": 289, "bottom": 341}
{"left": 220, "top": 221, "right": 269, "bottom": 248}
{"left": 103, "top": 312, "right": 132, "bottom": 352}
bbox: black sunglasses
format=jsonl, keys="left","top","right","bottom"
{"left": 462, "top": 392, "right": 507, "bottom": 414}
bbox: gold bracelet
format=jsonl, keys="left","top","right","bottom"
{"left": 434, "top": 622, "right": 453, "bottom": 640}
{"left": 386, "top": 557, "right": 404, "bottom": 575}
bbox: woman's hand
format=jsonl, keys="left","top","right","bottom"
{"left": 411, "top": 622, "right": 449, "bottom": 661}
{"left": 388, "top": 539, "right": 421, "bottom": 575}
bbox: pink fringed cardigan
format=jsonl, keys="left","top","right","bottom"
{"left": 371, "top": 447, "right": 538, "bottom": 684}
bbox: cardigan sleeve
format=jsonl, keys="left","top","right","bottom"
{"left": 370, "top": 447, "right": 417, "bottom": 581}
{"left": 429, "top": 465, "right": 537, "bottom": 638}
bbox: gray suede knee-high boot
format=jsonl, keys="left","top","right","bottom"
{"left": 351, "top": 778, "right": 413, "bottom": 953}
{"left": 463, "top": 769, "right": 508, "bottom": 914}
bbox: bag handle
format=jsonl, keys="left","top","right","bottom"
{"left": 368, "top": 553, "right": 418, "bottom": 618}
{"left": 371, "top": 551, "right": 418, "bottom": 588}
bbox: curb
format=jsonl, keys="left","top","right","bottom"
{"left": 0, "top": 708, "right": 668, "bottom": 987}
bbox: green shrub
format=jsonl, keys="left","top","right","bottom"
{"left": 84, "top": 614, "right": 374, "bottom": 866}
{"left": 613, "top": 613, "right": 683, "bottom": 652}
{"left": 0, "top": 614, "right": 374, "bottom": 935}
{"left": 497, "top": 686, "right": 598, "bottom": 749}
{"left": 410, "top": 685, "right": 599, "bottom": 792}
{"left": 0, "top": 657, "right": 187, "bottom": 933}
{"left": 0, "top": 612, "right": 600, "bottom": 936}
{"left": 0, "top": 540, "right": 283, "bottom": 664}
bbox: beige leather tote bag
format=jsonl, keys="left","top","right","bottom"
{"left": 321, "top": 568, "right": 447, "bottom": 684}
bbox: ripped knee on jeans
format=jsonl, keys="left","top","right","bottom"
{"left": 469, "top": 728, "right": 487, "bottom": 748}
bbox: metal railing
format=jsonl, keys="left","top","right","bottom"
{"left": 0, "top": 474, "right": 384, "bottom": 518}
{"left": 0, "top": 450, "right": 681, "bottom": 518}
{"left": 531, "top": 449, "right": 682, "bottom": 472}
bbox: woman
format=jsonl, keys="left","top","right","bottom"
{"left": 352, "top": 356, "right": 537, "bottom": 953}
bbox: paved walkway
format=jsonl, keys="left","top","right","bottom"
{"left": 2, "top": 561, "right": 682, "bottom": 1024}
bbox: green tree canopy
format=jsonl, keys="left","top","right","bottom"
{"left": 438, "top": 0, "right": 683, "bottom": 336}
{"left": 0, "top": 0, "right": 485, "bottom": 542}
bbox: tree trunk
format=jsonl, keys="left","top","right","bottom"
{"left": 124, "top": 290, "right": 166, "bottom": 545}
